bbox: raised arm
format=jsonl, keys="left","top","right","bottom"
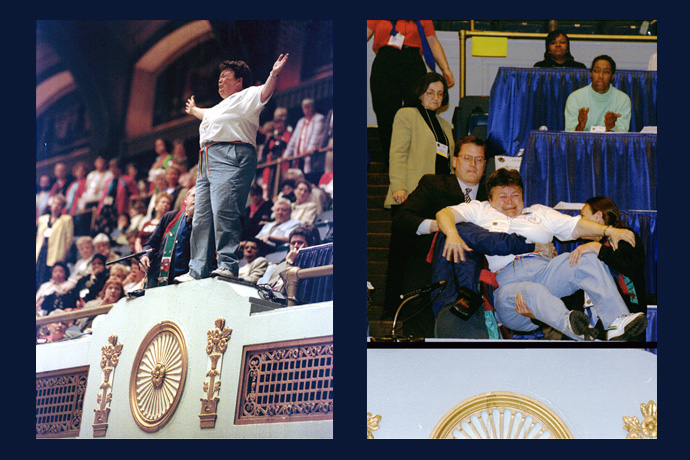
{"left": 426, "top": 35, "right": 454, "bottom": 88}
{"left": 261, "top": 53, "right": 289, "bottom": 104}
{"left": 185, "top": 95, "right": 207, "bottom": 121}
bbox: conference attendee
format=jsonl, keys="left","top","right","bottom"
{"left": 65, "top": 236, "right": 96, "bottom": 290}
{"left": 141, "top": 187, "right": 196, "bottom": 287}
{"left": 283, "top": 98, "right": 325, "bottom": 180}
{"left": 36, "top": 174, "right": 52, "bottom": 225}
{"left": 258, "top": 225, "right": 320, "bottom": 293}
{"left": 93, "top": 158, "right": 138, "bottom": 236}
{"left": 36, "top": 262, "right": 77, "bottom": 315}
{"left": 93, "top": 233, "right": 119, "bottom": 263}
{"left": 384, "top": 72, "right": 454, "bottom": 208}
{"left": 73, "top": 253, "right": 109, "bottom": 305}
{"left": 135, "top": 192, "right": 173, "bottom": 253}
{"left": 563, "top": 196, "right": 648, "bottom": 341}
{"left": 75, "top": 277, "right": 125, "bottom": 333}
{"left": 241, "top": 183, "right": 273, "bottom": 241}
{"left": 367, "top": 20, "right": 454, "bottom": 168}
{"left": 181, "top": 53, "right": 289, "bottom": 281}
{"left": 382, "top": 136, "right": 488, "bottom": 324}
{"left": 148, "top": 137, "right": 173, "bottom": 183}
{"left": 80, "top": 155, "right": 113, "bottom": 210}
{"left": 122, "top": 257, "right": 147, "bottom": 293}
{"left": 436, "top": 168, "right": 646, "bottom": 341}
{"left": 238, "top": 238, "right": 269, "bottom": 284}
{"left": 64, "top": 161, "right": 88, "bottom": 216}
{"left": 254, "top": 198, "right": 301, "bottom": 252}
{"left": 37, "top": 309, "right": 80, "bottom": 344}
{"left": 564, "top": 55, "right": 631, "bottom": 132}
{"left": 48, "top": 162, "right": 71, "bottom": 198}
{"left": 291, "top": 179, "right": 319, "bottom": 225}
{"left": 533, "top": 30, "right": 587, "bottom": 68}
{"left": 36, "top": 194, "right": 73, "bottom": 290}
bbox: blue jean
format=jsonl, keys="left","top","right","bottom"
{"left": 189, "top": 142, "right": 257, "bottom": 278}
{"left": 494, "top": 252, "right": 630, "bottom": 340}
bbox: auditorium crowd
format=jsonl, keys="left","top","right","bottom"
{"left": 36, "top": 97, "right": 333, "bottom": 343}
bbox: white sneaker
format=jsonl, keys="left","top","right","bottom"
{"left": 606, "top": 313, "right": 647, "bottom": 341}
{"left": 173, "top": 273, "right": 196, "bottom": 283}
{"left": 211, "top": 267, "right": 236, "bottom": 279}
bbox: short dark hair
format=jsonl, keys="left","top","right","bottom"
{"left": 454, "top": 135, "right": 485, "bottom": 157}
{"left": 413, "top": 72, "right": 449, "bottom": 107}
{"left": 590, "top": 54, "right": 616, "bottom": 74}
{"left": 486, "top": 168, "right": 523, "bottom": 198}
{"left": 219, "top": 60, "right": 252, "bottom": 89}
{"left": 289, "top": 225, "right": 320, "bottom": 247}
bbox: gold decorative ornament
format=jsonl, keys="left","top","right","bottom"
{"left": 430, "top": 392, "right": 573, "bottom": 439}
{"left": 199, "top": 318, "right": 233, "bottom": 428}
{"left": 623, "top": 400, "right": 657, "bottom": 439}
{"left": 367, "top": 412, "right": 381, "bottom": 439}
{"left": 93, "top": 335, "right": 123, "bottom": 437}
{"left": 129, "top": 321, "right": 187, "bottom": 432}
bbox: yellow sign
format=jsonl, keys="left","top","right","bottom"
{"left": 472, "top": 37, "right": 508, "bottom": 57}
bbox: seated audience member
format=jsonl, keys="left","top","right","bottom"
{"left": 49, "top": 162, "right": 72, "bottom": 198}
{"left": 163, "top": 164, "right": 187, "bottom": 211}
{"left": 65, "top": 236, "right": 95, "bottom": 289}
{"left": 145, "top": 171, "right": 169, "bottom": 219}
{"left": 238, "top": 238, "right": 269, "bottom": 284}
{"left": 291, "top": 179, "right": 319, "bottom": 225}
{"left": 76, "top": 277, "right": 125, "bottom": 333}
{"left": 242, "top": 183, "right": 273, "bottom": 241}
{"left": 108, "top": 263, "right": 130, "bottom": 283}
{"left": 436, "top": 168, "right": 646, "bottom": 341}
{"left": 141, "top": 187, "right": 195, "bottom": 287}
{"left": 64, "top": 161, "right": 89, "bottom": 216}
{"left": 277, "top": 179, "right": 296, "bottom": 202}
{"left": 73, "top": 253, "right": 109, "bottom": 304}
{"left": 37, "top": 309, "right": 81, "bottom": 344}
{"left": 561, "top": 196, "right": 648, "bottom": 342}
{"left": 135, "top": 192, "right": 173, "bottom": 252}
{"left": 36, "top": 174, "right": 52, "bottom": 225}
{"left": 93, "top": 158, "right": 138, "bottom": 235}
{"left": 36, "top": 262, "right": 77, "bottom": 315}
{"left": 93, "top": 233, "right": 119, "bottom": 263}
{"left": 284, "top": 168, "right": 327, "bottom": 215}
{"left": 179, "top": 164, "right": 197, "bottom": 190}
{"left": 565, "top": 55, "right": 631, "bottom": 132}
{"left": 123, "top": 258, "right": 147, "bottom": 293}
{"left": 111, "top": 213, "right": 133, "bottom": 256}
{"left": 258, "top": 225, "right": 320, "bottom": 293}
{"left": 255, "top": 198, "right": 301, "bottom": 252}
{"left": 128, "top": 199, "right": 148, "bottom": 232}
{"left": 533, "top": 30, "right": 587, "bottom": 68}
{"left": 36, "top": 193, "right": 74, "bottom": 290}
{"left": 172, "top": 138, "right": 189, "bottom": 171}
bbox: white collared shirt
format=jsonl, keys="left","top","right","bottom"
{"left": 199, "top": 85, "right": 268, "bottom": 148}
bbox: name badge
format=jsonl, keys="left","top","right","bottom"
{"left": 590, "top": 125, "right": 606, "bottom": 133}
{"left": 104, "top": 196, "right": 114, "bottom": 206}
{"left": 387, "top": 33, "right": 404, "bottom": 49}
{"left": 489, "top": 219, "right": 511, "bottom": 233}
{"left": 43, "top": 227, "right": 52, "bottom": 238}
{"left": 436, "top": 142, "right": 448, "bottom": 158}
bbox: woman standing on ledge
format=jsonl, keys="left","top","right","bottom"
{"left": 176, "top": 53, "right": 289, "bottom": 282}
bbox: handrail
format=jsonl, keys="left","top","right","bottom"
{"left": 281, "top": 264, "right": 334, "bottom": 307}
{"left": 458, "top": 29, "right": 657, "bottom": 98}
{"left": 36, "top": 303, "right": 115, "bottom": 327}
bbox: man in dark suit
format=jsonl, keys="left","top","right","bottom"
{"left": 383, "top": 136, "right": 544, "bottom": 338}
{"left": 383, "top": 136, "right": 488, "bottom": 334}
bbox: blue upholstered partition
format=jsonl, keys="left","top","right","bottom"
{"left": 486, "top": 67, "right": 657, "bottom": 157}
{"left": 521, "top": 131, "right": 656, "bottom": 211}
{"left": 293, "top": 242, "right": 333, "bottom": 304}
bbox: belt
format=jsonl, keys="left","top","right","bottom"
{"left": 198, "top": 141, "right": 253, "bottom": 178}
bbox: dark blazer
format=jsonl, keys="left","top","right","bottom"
{"left": 393, "top": 174, "right": 488, "bottom": 235}
{"left": 142, "top": 209, "right": 192, "bottom": 285}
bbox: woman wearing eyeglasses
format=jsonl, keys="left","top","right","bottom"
{"left": 384, "top": 72, "right": 454, "bottom": 209}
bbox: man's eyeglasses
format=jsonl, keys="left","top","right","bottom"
{"left": 458, "top": 155, "right": 485, "bottom": 164}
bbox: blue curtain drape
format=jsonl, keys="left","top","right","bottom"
{"left": 486, "top": 67, "right": 657, "bottom": 157}
{"left": 521, "top": 131, "right": 656, "bottom": 211}
{"left": 294, "top": 242, "right": 333, "bottom": 304}
{"left": 553, "top": 210, "right": 656, "bottom": 296}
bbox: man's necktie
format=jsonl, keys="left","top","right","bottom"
{"left": 464, "top": 188, "right": 472, "bottom": 203}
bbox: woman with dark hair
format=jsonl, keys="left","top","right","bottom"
{"left": 241, "top": 183, "right": 273, "bottom": 240}
{"left": 36, "top": 262, "right": 77, "bottom": 314}
{"left": 384, "top": 72, "right": 454, "bottom": 208}
{"left": 36, "top": 193, "right": 73, "bottom": 290}
{"left": 568, "top": 197, "right": 647, "bottom": 328}
{"left": 534, "top": 30, "right": 586, "bottom": 68}
{"left": 367, "top": 20, "right": 454, "bottom": 168}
